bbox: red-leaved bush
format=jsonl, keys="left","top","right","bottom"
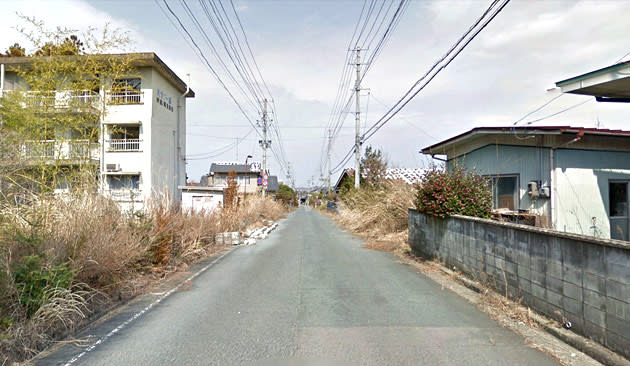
{"left": 416, "top": 166, "right": 492, "bottom": 218}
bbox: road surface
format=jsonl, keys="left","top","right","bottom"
{"left": 41, "top": 207, "right": 560, "bottom": 365}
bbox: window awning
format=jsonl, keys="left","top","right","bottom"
{"left": 556, "top": 61, "right": 630, "bottom": 102}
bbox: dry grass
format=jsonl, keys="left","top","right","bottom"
{"left": 0, "top": 192, "right": 288, "bottom": 363}
{"left": 335, "top": 180, "right": 416, "bottom": 253}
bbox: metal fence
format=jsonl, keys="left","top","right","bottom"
{"left": 107, "top": 139, "right": 142, "bottom": 152}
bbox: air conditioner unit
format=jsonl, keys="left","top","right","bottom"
{"left": 106, "top": 163, "right": 121, "bottom": 172}
{"left": 528, "top": 181, "right": 540, "bottom": 199}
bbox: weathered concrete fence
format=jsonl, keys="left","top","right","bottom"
{"left": 408, "top": 209, "right": 630, "bottom": 358}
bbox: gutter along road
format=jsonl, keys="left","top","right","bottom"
{"left": 41, "top": 207, "right": 560, "bottom": 365}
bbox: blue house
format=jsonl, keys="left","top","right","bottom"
{"left": 422, "top": 126, "right": 630, "bottom": 241}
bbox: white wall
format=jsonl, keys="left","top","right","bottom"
{"left": 104, "top": 67, "right": 153, "bottom": 198}
{"left": 181, "top": 191, "right": 223, "bottom": 214}
{"left": 554, "top": 149, "right": 630, "bottom": 238}
{"left": 150, "top": 68, "right": 186, "bottom": 201}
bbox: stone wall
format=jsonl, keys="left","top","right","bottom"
{"left": 408, "top": 209, "right": 630, "bottom": 358}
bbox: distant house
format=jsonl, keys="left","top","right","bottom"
{"left": 204, "top": 162, "right": 261, "bottom": 195}
{"left": 333, "top": 168, "right": 355, "bottom": 193}
{"left": 422, "top": 126, "right": 630, "bottom": 240}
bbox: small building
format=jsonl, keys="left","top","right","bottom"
{"left": 333, "top": 168, "right": 355, "bottom": 193}
{"left": 179, "top": 185, "right": 224, "bottom": 214}
{"left": 205, "top": 162, "right": 261, "bottom": 195}
{"left": 422, "top": 126, "right": 630, "bottom": 241}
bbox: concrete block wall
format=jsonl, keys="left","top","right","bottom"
{"left": 408, "top": 209, "right": 630, "bottom": 358}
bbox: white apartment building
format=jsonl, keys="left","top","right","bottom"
{"left": 0, "top": 53, "right": 194, "bottom": 210}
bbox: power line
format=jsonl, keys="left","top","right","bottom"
{"left": 361, "top": 0, "right": 510, "bottom": 143}
{"left": 322, "top": 0, "right": 410, "bottom": 178}
{"left": 159, "top": 0, "right": 263, "bottom": 139}
{"left": 511, "top": 49, "right": 630, "bottom": 127}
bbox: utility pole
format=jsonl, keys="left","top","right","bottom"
{"left": 327, "top": 128, "right": 332, "bottom": 192}
{"left": 353, "top": 46, "right": 362, "bottom": 189}
{"left": 259, "top": 99, "right": 271, "bottom": 198}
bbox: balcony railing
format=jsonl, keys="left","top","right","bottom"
{"left": 23, "top": 139, "right": 99, "bottom": 160}
{"left": 107, "top": 139, "right": 142, "bottom": 152}
{"left": 23, "top": 140, "right": 56, "bottom": 158}
{"left": 22, "top": 90, "right": 100, "bottom": 109}
{"left": 106, "top": 90, "right": 143, "bottom": 105}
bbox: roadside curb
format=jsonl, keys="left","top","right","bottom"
{"left": 404, "top": 256, "right": 630, "bottom": 366}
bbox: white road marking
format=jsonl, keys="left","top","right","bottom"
{"left": 62, "top": 248, "right": 235, "bottom": 366}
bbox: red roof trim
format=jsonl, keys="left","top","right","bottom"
{"left": 421, "top": 126, "right": 630, "bottom": 153}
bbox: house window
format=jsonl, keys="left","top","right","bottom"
{"left": 107, "top": 175, "right": 140, "bottom": 190}
{"left": 610, "top": 182, "right": 628, "bottom": 217}
{"left": 609, "top": 181, "right": 629, "bottom": 241}
{"left": 487, "top": 175, "right": 519, "bottom": 211}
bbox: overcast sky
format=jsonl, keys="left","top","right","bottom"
{"left": 1, "top": 0, "right": 629, "bottom": 187}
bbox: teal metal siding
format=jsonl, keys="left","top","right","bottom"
{"left": 449, "top": 145, "right": 551, "bottom": 216}
{"left": 447, "top": 144, "right": 630, "bottom": 239}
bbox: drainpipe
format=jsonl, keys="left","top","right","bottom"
{"left": 176, "top": 74, "right": 190, "bottom": 201}
{"left": 549, "top": 148, "right": 555, "bottom": 229}
{"left": 1, "top": 64, "right": 4, "bottom": 97}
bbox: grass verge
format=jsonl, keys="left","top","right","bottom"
{"left": 0, "top": 193, "right": 287, "bottom": 364}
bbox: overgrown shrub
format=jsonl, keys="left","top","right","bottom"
{"left": 0, "top": 192, "right": 288, "bottom": 363}
{"left": 416, "top": 166, "right": 492, "bottom": 218}
{"left": 13, "top": 256, "right": 76, "bottom": 317}
{"left": 275, "top": 184, "right": 297, "bottom": 207}
{"left": 337, "top": 180, "right": 415, "bottom": 237}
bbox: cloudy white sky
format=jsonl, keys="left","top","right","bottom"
{"left": 1, "top": 0, "right": 629, "bottom": 187}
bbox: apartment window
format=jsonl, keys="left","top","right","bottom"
{"left": 110, "top": 126, "right": 140, "bottom": 140}
{"left": 114, "top": 78, "right": 141, "bottom": 92}
{"left": 110, "top": 78, "right": 142, "bottom": 104}
{"left": 108, "top": 126, "right": 141, "bottom": 151}
{"left": 107, "top": 175, "right": 140, "bottom": 190}
{"left": 487, "top": 175, "right": 519, "bottom": 211}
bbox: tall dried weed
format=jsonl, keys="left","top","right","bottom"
{"left": 0, "top": 191, "right": 287, "bottom": 362}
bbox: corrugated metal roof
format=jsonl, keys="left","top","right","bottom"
{"left": 210, "top": 163, "right": 257, "bottom": 174}
{"left": 385, "top": 168, "right": 426, "bottom": 184}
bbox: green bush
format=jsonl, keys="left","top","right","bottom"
{"left": 13, "top": 255, "right": 76, "bottom": 317}
{"left": 275, "top": 184, "right": 297, "bottom": 207}
{"left": 416, "top": 167, "right": 492, "bottom": 218}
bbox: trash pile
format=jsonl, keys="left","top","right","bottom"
{"left": 243, "top": 222, "right": 279, "bottom": 245}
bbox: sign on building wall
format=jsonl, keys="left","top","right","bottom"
{"left": 156, "top": 89, "right": 174, "bottom": 112}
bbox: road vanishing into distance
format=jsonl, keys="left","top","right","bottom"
{"left": 41, "top": 207, "right": 560, "bottom": 366}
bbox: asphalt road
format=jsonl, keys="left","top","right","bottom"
{"left": 41, "top": 206, "right": 560, "bottom": 365}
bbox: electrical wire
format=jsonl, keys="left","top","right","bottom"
{"left": 361, "top": 0, "right": 510, "bottom": 143}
